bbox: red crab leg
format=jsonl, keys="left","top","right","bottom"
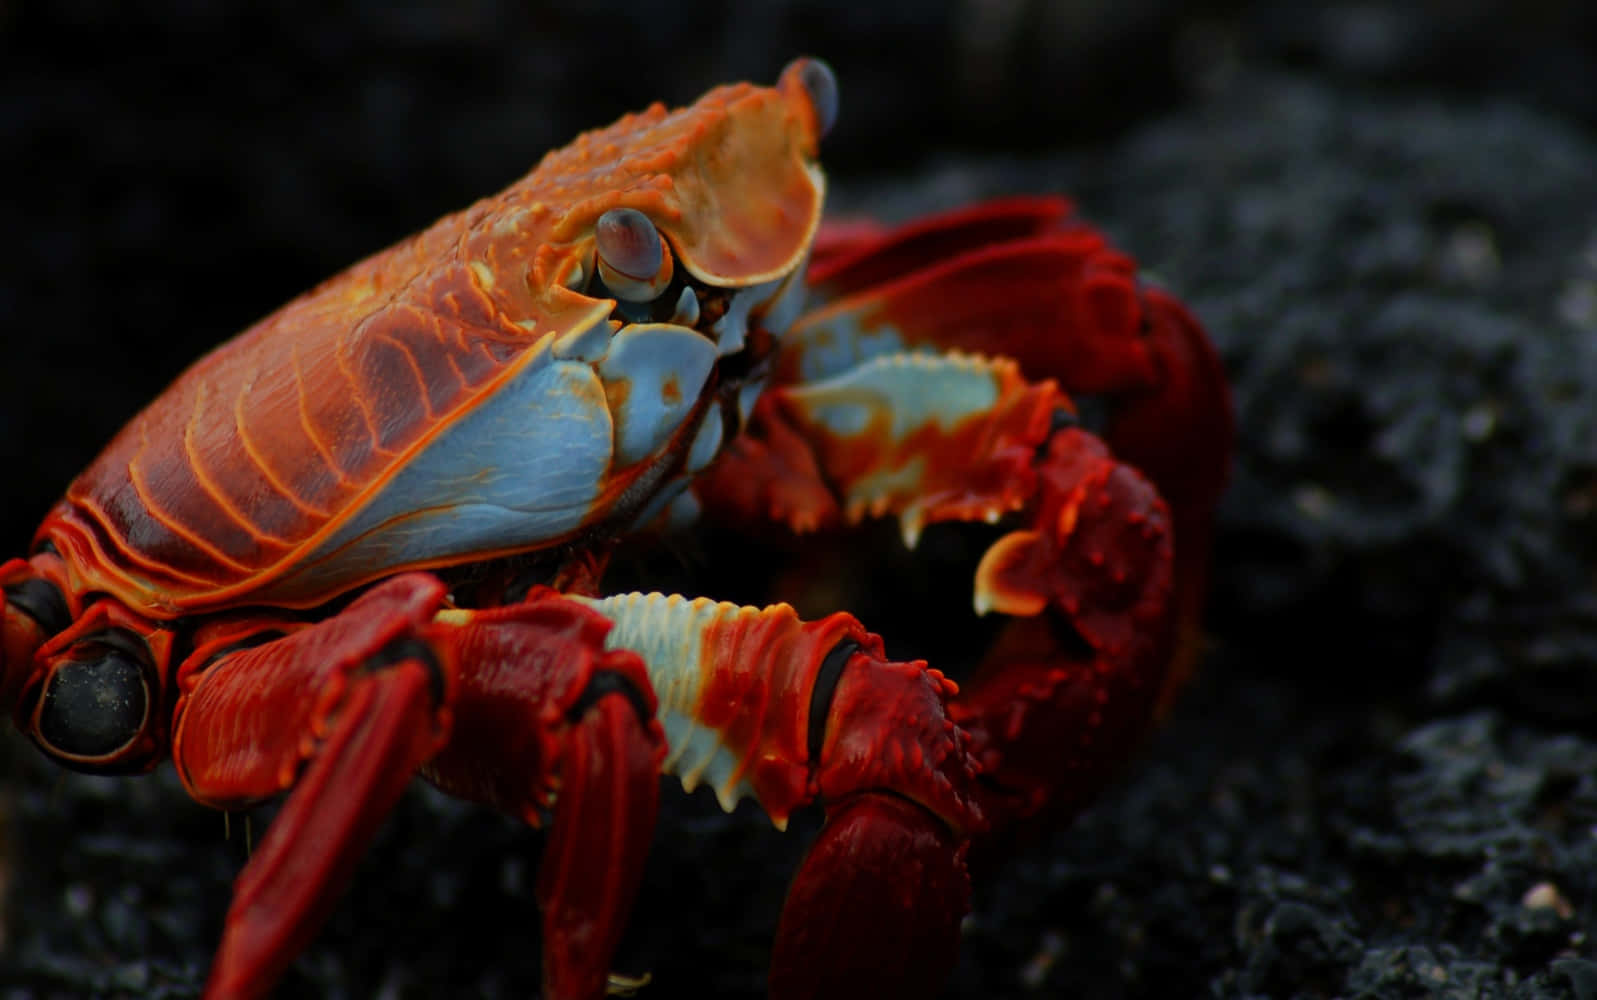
{"left": 809, "top": 194, "right": 1073, "bottom": 285}
{"left": 171, "top": 575, "right": 457, "bottom": 999}
{"left": 0, "top": 558, "right": 55, "bottom": 708}
{"left": 797, "top": 196, "right": 1232, "bottom": 706}
{"left": 573, "top": 590, "right": 983, "bottom": 1000}
{"left": 696, "top": 352, "right": 1173, "bottom": 838}
{"left": 0, "top": 553, "right": 81, "bottom": 709}
{"left": 421, "top": 589, "right": 665, "bottom": 999}
{"left": 171, "top": 573, "right": 664, "bottom": 1000}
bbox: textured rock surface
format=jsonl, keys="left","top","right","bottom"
{"left": 3, "top": 4, "right": 1597, "bottom": 998}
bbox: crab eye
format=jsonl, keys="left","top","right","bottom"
{"left": 595, "top": 207, "right": 674, "bottom": 302}
{"left": 782, "top": 57, "right": 839, "bottom": 139}
{"left": 33, "top": 635, "right": 152, "bottom": 770}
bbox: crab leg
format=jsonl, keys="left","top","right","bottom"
{"left": 798, "top": 196, "right": 1232, "bottom": 705}
{"left": 696, "top": 351, "right": 1174, "bottom": 838}
{"left": 421, "top": 588, "right": 665, "bottom": 999}
{"left": 1, "top": 559, "right": 50, "bottom": 707}
{"left": 808, "top": 194, "right": 1074, "bottom": 285}
{"left": 573, "top": 590, "right": 983, "bottom": 1000}
{"left": 171, "top": 573, "right": 664, "bottom": 1000}
{"left": 0, "top": 554, "right": 78, "bottom": 709}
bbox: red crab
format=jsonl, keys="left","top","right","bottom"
{"left": 0, "top": 59, "right": 1231, "bottom": 998}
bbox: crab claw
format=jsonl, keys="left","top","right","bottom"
{"left": 800, "top": 198, "right": 1233, "bottom": 712}
{"left": 772, "top": 792, "right": 969, "bottom": 1000}
{"left": 771, "top": 639, "right": 981, "bottom": 1000}
{"left": 962, "top": 427, "right": 1176, "bottom": 834}
{"left": 1107, "top": 287, "right": 1233, "bottom": 712}
{"left": 974, "top": 427, "right": 1170, "bottom": 629}
{"left": 567, "top": 590, "right": 983, "bottom": 1000}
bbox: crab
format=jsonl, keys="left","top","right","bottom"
{"left": 0, "top": 58, "right": 1231, "bottom": 998}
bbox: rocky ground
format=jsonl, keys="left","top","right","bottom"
{"left": 3, "top": 3, "right": 1597, "bottom": 998}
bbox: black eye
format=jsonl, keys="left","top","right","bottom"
{"left": 36, "top": 641, "right": 150, "bottom": 763}
{"left": 595, "top": 208, "right": 674, "bottom": 302}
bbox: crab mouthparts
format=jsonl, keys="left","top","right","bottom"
{"left": 594, "top": 256, "right": 810, "bottom": 360}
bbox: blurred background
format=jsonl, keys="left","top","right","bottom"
{"left": 3, "top": 2, "right": 1597, "bottom": 997}
{"left": 5, "top": 0, "right": 1597, "bottom": 545}
{"left": 2, "top": 0, "right": 1595, "bottom": 512}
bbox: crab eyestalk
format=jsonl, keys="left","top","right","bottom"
{"left": 780, "top": 57, "right": 839, "bottom": 141}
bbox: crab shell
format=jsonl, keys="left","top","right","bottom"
{"left": 40, "top": 61, "right": 831, "bottom": 617}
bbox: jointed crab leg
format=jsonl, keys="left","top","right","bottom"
{"left": 422, "top": 588, "right": 665, "bottom": 999}
{"left": 574, "top": 590, "right": 983, "bottom": 1000}
{"left": 171, "top": 574, "right": 664, "bottom": 999}
{"left": 806, "top": 195, "right": 1074, "bottom": 291}
{"left": 0, "top": 553, "right": 88, "bottom": 709}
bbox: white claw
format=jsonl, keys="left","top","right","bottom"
{"left": 973, "top": 588, "right": 995, "bottom": 617}
{"left": 900, "top": 509, "right": 924, "bottom": 550}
